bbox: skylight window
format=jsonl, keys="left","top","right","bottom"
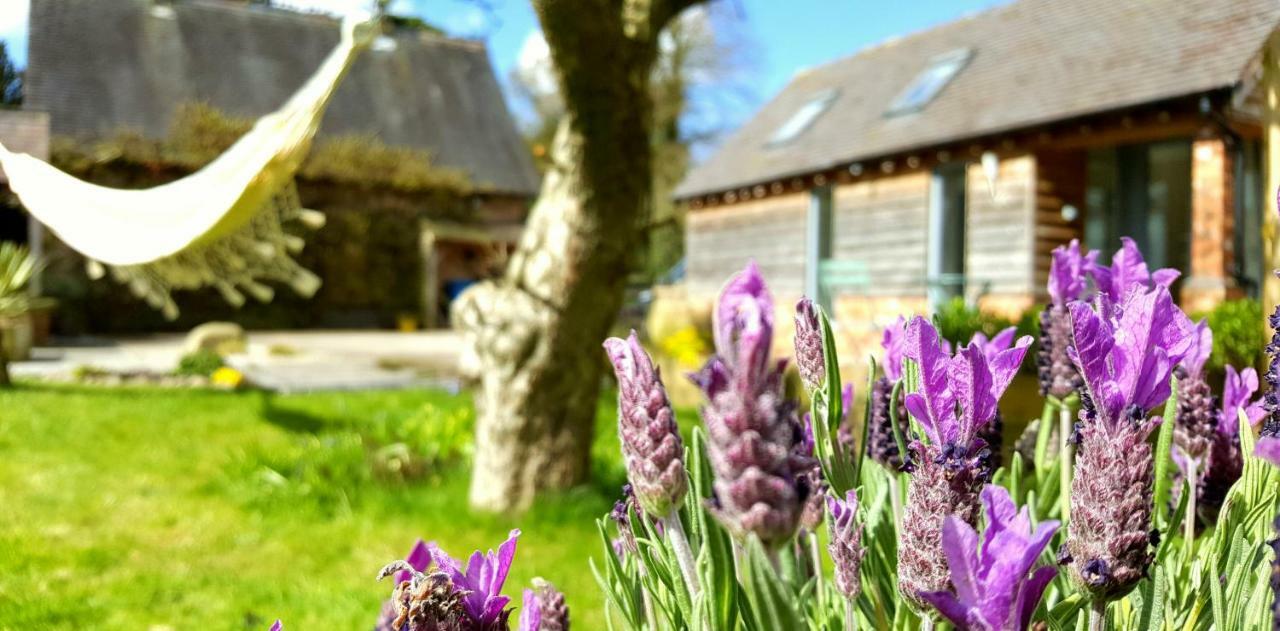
{"left": 886, "top": 48, "right": 973, "bottom": 116}
{"left": 767, "top": 89, "right": 839, "bottom": 146}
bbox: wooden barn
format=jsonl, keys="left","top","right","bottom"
{"left": 6, "top": 0, "right": 540, "bottom": 332}
{"left": 675, "top": 0, "right": 1280, "bottom": 359}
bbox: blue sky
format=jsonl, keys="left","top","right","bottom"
{"left": 0, "top": 0, "right": 1008, "bottom": 140}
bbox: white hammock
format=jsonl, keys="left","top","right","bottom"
{"left": 0, "top": 14, "right": 379, "bottom": 316}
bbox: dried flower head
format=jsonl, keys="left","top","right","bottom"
{"left": 604, "top": 331, "right": 687, "bottom": 518}
{"left": 695, "top": 263, "right": 808, "bottom": 547}
{"left": 794, "top": 297, "right": 825, "bottom": 392}
{"left": 518, "top": 578, "right": 569, "bottom": 631}
{"left": 376, "top": 561, "right": 470, "bottom": 631}
{"left": 1064, "top": 284, "right": 1193, "bottom": 601}
{"left": 376, "top": 540, "right": 435, "bottom": 631}
{"left": 826, "top": 489, "right": 866, "bottom": 602}
{"left": 920, "top": 485, "right": 1059, "bottom": 631}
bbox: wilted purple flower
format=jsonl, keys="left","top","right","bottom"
{"left": 826, "top": 489, "right": 866, "bottom": 601}
{"left": 695, "top": 263, "right": 808, "bottom": 547}
{"left": 518, "top": 578, "right": 569, "bottom": 631}
{"left": 970, "top": 327, "right": 1019, "bottom": 471}
{"left": 1091, "top": 237, "right": 1180, "bottom": 303}
{"left": 604, "top": 331, "right": 687, "bottom": 518}
{"left": 1063, "top": 284, "right": 1194, "bottom": 600}
{"left": 919, "top": 485, "right": 1059, "bottom": 631}
{"left": 376, "top": 563, "right": 470, "bottom": 631}
{"left": 376, "top": 541, "right": 435, "bottom": 630}
{"left": 794, "top": 297, "right": 825, "bottom": 392}
{"left": 898, "top": 317, "right": 1032, "bottom": 609}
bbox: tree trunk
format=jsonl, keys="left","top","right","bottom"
{"left": 454, "top": 0, "right": 700, "bottom": 511}
{"left": 0, "top": 326, "right": 10, "bottom": 387}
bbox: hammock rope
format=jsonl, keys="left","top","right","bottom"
{"left": 0, "top": 14, "right": 380, "bottom": 318}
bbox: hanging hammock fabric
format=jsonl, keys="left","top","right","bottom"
{"left": 0, "top": 14, "right": 379, "bottom": 317}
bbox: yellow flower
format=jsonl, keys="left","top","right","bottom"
{"left": 210, "top": 366, "right": 244, "bottom": 389}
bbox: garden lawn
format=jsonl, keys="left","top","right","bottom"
{"left": 0, "top": 384, "right": 636, "bottom": 630}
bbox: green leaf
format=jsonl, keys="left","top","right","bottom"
{"left": 1152, "top": 377, "right": 1178, "bottom": 529}
{"left": 740, "top": 537, "right": 806, "bottom": 631}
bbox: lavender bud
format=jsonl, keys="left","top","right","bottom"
{"left": 519, "top": 578, "right": 569, "bottom": 631}
{"left": 1037, "top": 304, "right": 1082, "bottom": 399}
{"left": 794, "top": 298, "right": 825, "bottom": 392}
{"left": 1063, "top": 412, "right": 1156, "bottom": 601}
{"left": 826, "top": 490, "right": 866, "bottom": 602}
{"left": 865, "top": 376, "right": 906, "bottom": 470}
{"left": 605, "top": 331, "right": 688, "bottom": 518}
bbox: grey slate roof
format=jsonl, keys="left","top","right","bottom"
{"left": 24, "top": 0, "right": 540, "bottom": 196}
{"left": 677, "top": 0, "right": 1280, "bottom": 200}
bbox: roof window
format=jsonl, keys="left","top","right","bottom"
{"left": 767, "top": 89, "right": 839, "bottom": 146}
{"left": 886, "top": 48, "right": 972, "bottom": 116}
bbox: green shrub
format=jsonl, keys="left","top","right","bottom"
{"left": 1193, "top": 298, "right": 1265, "bottom": 373}
{"left": 933, "top": 297, "right": 1030, "bottom": 347}
{"left": 175, "top": 349, "right": 224, "bottom": 377}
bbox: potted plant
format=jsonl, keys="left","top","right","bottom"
{"left": 0, "top": 242, "right": 42, "bottom": 387}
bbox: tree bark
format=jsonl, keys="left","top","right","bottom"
{"left": 454, "top": 0, "right": 701, "bottom": 511}
{"left": 0, "top": 325, "right": 10, "bottom": 387}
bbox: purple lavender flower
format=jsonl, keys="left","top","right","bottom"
{"left": 1038, "top": 240, "right": 1098, "bottom": 398}
{"left": 919, "top": 485, "right": 1059, "bottom": 631}
{"left": 794, "top": 297, "right": 825, "bottom": 392}
{"left": 1253, "top": 433, "right": 1280, "bottom": 631}
{"left": 1263, "top": 269, "right": 1280, "bottom": 439}
{"left": 604, "top": 331, "right": 687, "bottom": 518}
{"left": 970, "top": 327, "right": 1019, "bottom": 471}
{"left": 518, "top": 578, "right": 570, "bottom": 631}
{"left": 1063, "top": 284, "right": 1194, "bottom": 601}
{"left": 800, "top": 413, "right": 828, "bottom": 532}
{"left": 1172, "top": 321, "right": 1216, "bottom": 483}
{"left": 1091, "top": 237, "right": 1180, "bottom": 303}
{"left": 694, "top": 263, "right": 808, "bottom": 548}
{"left": 826, "top": 489, "right": 866, "bottom": 602}
{"left": 1194, "top": 365, "right": 1265, "bottom": 523}
{"left": 898, "top": 317, "right": 1032, "bottom": 609}
{"left": 269, "top": 621, "right": 282, "bottom": 631}
{"left": 867, "top": 317, "right": 909, "bottom": 469}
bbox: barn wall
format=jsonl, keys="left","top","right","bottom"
{"left": 685, "top": 192, "right": 809, "bottom": 295}
{"left": 966, "top": 154, "right": 1039, "bottom": 317}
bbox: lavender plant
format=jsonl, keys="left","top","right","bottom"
{"left": 897, "top": 316, "right": 1031, "bottom": 612}
{"left": 1062, "top": 282, "right": 1194, "bottom": 624}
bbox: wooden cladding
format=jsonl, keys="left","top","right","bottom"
{"left": 686, "top": 193, "right": 808, "bottom": 294}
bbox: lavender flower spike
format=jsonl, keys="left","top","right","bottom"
{"left": 1038, "top": 240, "right": 1097, "bottom": 398}
{"left": 269, "top": 621, "right": 283, "bottom": 631}
{"left": 898, "top": 317, "right": 1032, "bottom": 610}
{"left": 867, "top": 317, "right": 909, "bottom": 469}
{"left": 604, "top": 331, "right": 687, "bottom": 518}
{"left": 1195, "top": 365, "right": 1265, "bottom": 523}
{"left": 826, "top": 489, "right": 866, "bottom": 602}
{"left": 1063, "top": 284, "right": 1194, "bottom": 601}
{"left": 794, "top": 297, "right": 825, "bottom": 392}
{"left": 1172, "top": 321, "right": 1215, "bottom": 485}
{"left": 518, "top": 578, "right": 570, "bottom": 631}
{"left": 920, "top": 485, "right": 1059, "bottom": 631}
{"left": 695, "top": 263, "right": 808, "bottom": 547}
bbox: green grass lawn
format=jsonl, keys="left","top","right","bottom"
{"left": 0, "top": 384, "right": 637, "bottom": 630}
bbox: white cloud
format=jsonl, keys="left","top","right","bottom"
{"left": 515, "top": 29, "right": 556, "bottom": 98}
{"left": 442, "top": 5, "right": 489, "bottom": 36}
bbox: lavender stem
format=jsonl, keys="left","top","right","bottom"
{"left": 844, "top": 599, "right": 857, "bottom": 631}
{"left": 662, "top": 512, "right": 700, "bottom": 597}
{"left": 809, "top": 531, "right": 825, "bottom": 611}
{"left": 1059, "top": 399, "right": 1074, "bottom": 524}
{"left": 887, "top": 473, "right": 902, "bottom": 529}
{"left": 1184, "top": 461, "right": 1198, "bottom": 552}
{"left": 1089, "top": 599, "right": 1107, "bottom": 631}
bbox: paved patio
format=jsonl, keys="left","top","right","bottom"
{"left": 12, "top": 330, "right": 466, "bottom": 393}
